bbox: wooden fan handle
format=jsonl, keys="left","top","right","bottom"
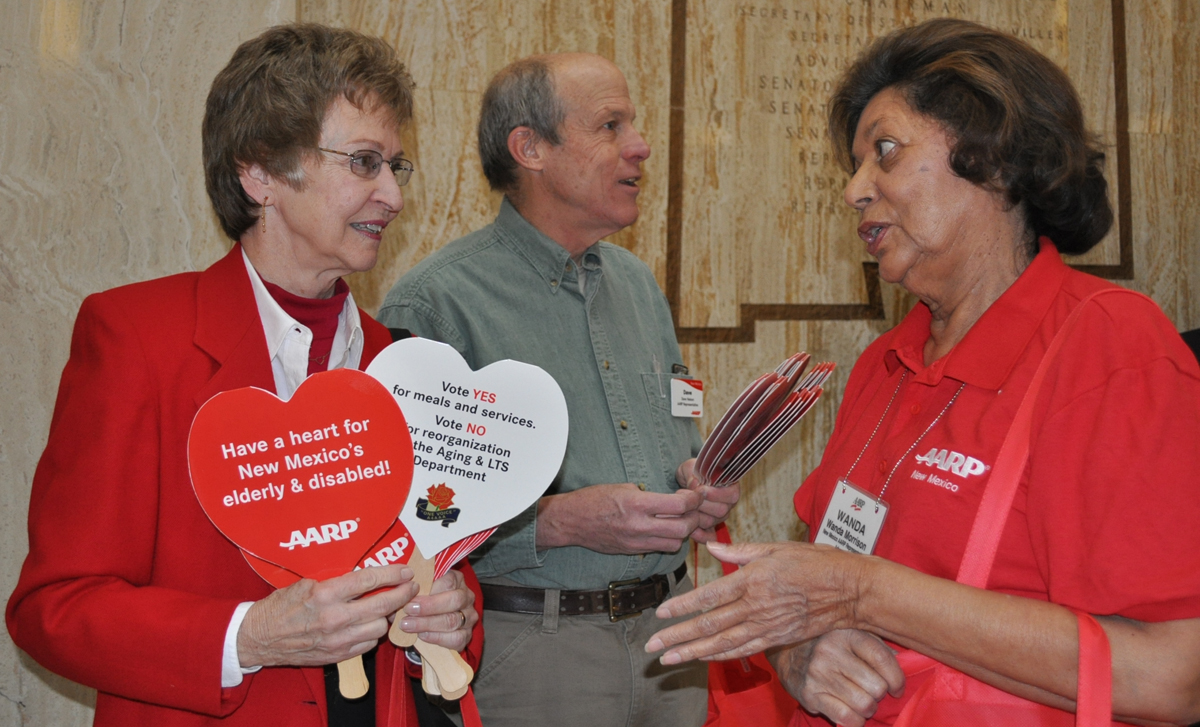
{"left": 414, "top": 640, "right": 474, "bottom": 696}
{"left": 336, "top": 655, "right": 370, "bottom": 699}
{"left": 420, "top": 653, "right": 442, "bottom": 696}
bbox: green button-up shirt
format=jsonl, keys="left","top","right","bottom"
{"left": 378, "top": 199, "right": 701, "bottom": 589}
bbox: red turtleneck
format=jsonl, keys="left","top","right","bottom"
{"left": 261, "top": 279, "right": 351, "bottom": 376}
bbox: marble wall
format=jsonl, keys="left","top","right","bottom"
{"left": 1, "top": 0, "right": 1197, "bottom": 724}
{"left": 0, "top": 0, "right": 294, "bottom": 723}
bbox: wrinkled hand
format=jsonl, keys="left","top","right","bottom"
{"left": 536, "top": 483, "right": 704, "bottom": 555}
{"left": 645, "top": 541, "right": 867, "bottom": 663}
{"left": 770, "top": 631, "right": 904, "bottom": 727}
{"left": 238, "top": 563, "right": 418, "bottom": 668}
{"left": 397, "top": 568, "right": 477, "bottom": 652}
{"left": 676, "top": 458, "right": 740, "bottom": 543}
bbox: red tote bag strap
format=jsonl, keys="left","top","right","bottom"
{"left": 714, "top": 522, "right": 738, "bottom": 576}
{"left": 1074, "top": 611, "right": 1113, "bottom": 727}
{"left": 956, "top": 287, "right": 1148, "bottom": 586}
{"left": 933, "top": 288, "right": 1137, "bottom": 724}
{"left": 461, "top": 687, "right": 485, "bottom": 727}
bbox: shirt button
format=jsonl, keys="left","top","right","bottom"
{"left": 551, "top": 280, "right": 559, "bottom": 287}
{"left": 603, "top": 360, "right": 610, "bottom": 369}
{"left": 878, "top": 460, "right": 888, "bottom": 473}
{"left": 620, "top": 420, "right": 628, "bottom": 429}
{"left": 910, "top": 403, "right": 921, "bottom": 415}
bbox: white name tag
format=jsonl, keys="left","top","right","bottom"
{"left": 670, "top": 378, "right": 704, "bottom": 418}
{"left": 813, "top": 480, "right": 888, "bottom": 555}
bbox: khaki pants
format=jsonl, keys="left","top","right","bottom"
{"left": 471, "top": 574, "right": 708, "bottom": 727}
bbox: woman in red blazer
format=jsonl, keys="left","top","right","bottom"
{"left": 7, "top": 24, "right": 481, "bottom": 727}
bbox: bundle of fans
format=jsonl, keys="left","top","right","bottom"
{"left": 694, "top": 353, "right": 835, "bottom": 488}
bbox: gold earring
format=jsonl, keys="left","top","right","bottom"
{"left": 260, "top": 198, "right": 268, "bottom": 234}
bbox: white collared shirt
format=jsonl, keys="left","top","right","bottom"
{"left": 220, "top": 250, "right": 366, "bottom": 687}
{"left": 241, "top": 248, "right": 365, "bottom": 400}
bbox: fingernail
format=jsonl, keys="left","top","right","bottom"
{"left": 399, "top": 619, "right": 414, "bottom": 631}
{"left": 645, "top": 637, "right": 663, "bottom": 652}
{"left": 399, "top": 567, "right": 414, "bottom": 580}
{"left": 404, "top": 602, "right": 421, "bottom": 615}
{"left": 660, "top": 652, "right": 681, "bottom": 665}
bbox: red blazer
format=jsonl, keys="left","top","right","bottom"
{"left": 7, "top": 245, "right": 482, "bottom": 726}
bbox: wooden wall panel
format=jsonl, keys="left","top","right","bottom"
{"left": 1178, "top": 0, "right": 1200, "bottom": 327}
{"left": 676, "top": 0, "right": 1125, "bottom": 338}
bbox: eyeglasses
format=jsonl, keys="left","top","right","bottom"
{"left": 317, "top": 147, "right": 414, "bottom": 187}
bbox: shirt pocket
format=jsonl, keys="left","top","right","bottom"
{"left": 641, "top": 373, "right": 701, "bottom": 489}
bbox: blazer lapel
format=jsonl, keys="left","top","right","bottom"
{"left": 192, "top": 244, "right": 276, "bottom": 408}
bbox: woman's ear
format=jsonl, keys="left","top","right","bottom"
{"left": 238, "top": 163, "right": 273, "bottom": 206}
{"left": 507, "top": 127, "right": 545, "bottom": 173}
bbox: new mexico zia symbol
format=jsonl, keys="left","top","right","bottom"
{"left": 416, "top": 484, "right": 461, "bottom": 528}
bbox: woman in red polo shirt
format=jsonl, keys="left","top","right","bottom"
{"left": 646, "top": 18, "right": 1200, "bottom": 727}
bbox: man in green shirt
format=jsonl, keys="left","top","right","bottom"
{"left": 379, "top": 53, "right": 739, "bottom": 726}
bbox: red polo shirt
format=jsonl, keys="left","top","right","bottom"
{"left": 796, "top": 241, "right": 1200, "bottom": 622}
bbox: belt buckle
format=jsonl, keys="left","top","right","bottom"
{"left": 607, "top": 577, "right": 642, "bottom": 622}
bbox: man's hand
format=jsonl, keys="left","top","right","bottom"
{"left": 770, "top": 631, "right": 904, "bottom": 727}
{"left": 536, "top": 483, "right": 704, "bottom": 554}
{"left": 675, "top": 458, "right": 740, "bottom": 543}
{"left": 237, "top": 564, "right": 418, "bottom": 668}
{"left": 397, "top": 568, "right": 478, "bottom": 653}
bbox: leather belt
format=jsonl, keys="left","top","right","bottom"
{"left": 481, "top": 562, "right": 687, "bottom": 622}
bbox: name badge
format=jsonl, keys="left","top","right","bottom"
{"left": 670, "top": 378, "right": 704, "bottom": 418}
{"left": 813, "top": 480, "right": 888, "bottom": 555}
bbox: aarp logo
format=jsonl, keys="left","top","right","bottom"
{"left": 279, "top": 519, "right": 359, "bottom": 550}
{"left": 914, "top": 448, "right": 989, "bottom": 478}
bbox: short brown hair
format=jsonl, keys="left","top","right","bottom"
{"left": 829, "top": 18, "right": 1112, "bottom": 255}
{"left": 203, "top": 23, "right": 415, "bottom": 240}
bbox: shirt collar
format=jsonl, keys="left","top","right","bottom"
{"left": 885, "top": 238, "right": 1070, "bottom": 389}
{"left": 244, "top": 248, "right": 300, "bottom": 361}
{"left": 493, "top": 196, "right": 603, "bottom": 293}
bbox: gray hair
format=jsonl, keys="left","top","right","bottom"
{"left": 477, "top": 56, "right": 566, "bottom": 192}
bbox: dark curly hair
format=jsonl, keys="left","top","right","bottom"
{"left": 203, "top": 24, "right": 414, "bottom": 240}
{"left": 828, "top": 18, "right": 1112, "bottom": 255}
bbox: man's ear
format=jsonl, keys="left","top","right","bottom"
{"left": 237, "top": 163, "right": 273, "bottom": 205}
{"left": 507, "top": 127, "right": 545, "bottom": 173}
